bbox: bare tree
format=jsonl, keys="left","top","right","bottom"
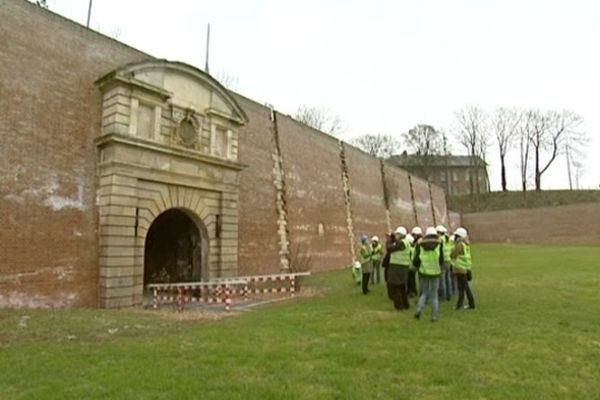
{"left": 351, "top": 134, "right": 400, "bottom": 158}
{"left": 518, "top": 110, "right": 534, "bottom": 191}
{"left": 294, "top": 105, "right": 344, "bottom": 137}
{"left": 214, "top": 70, "right": 240, "bottom": 91}
{"left": 492, "top": 107, "right": 521, "bottom": 191}
{"left": 454, "top": 106, "right": 490, "bottom": 194}
{"left": 401, "top": 124, "right": 445, "bottom": 180}
{"left": 403, "top": 124, "right": 444, "bottom": 156}
{"left": 528, "top": 109, "right": 583, "bottom": 191}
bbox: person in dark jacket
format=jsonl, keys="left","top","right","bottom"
{"left": 382, "top": 232, "right": 394, "bottom": 300}
{"left": 407, "top": 227, "right": 422, "bottom": 298}
{"left": 387, "top": 226, "right": 412, "bottom": 310}
{"left": 413, "top": 227, "right": 445, "bottom": 322}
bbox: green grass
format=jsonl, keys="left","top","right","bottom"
{"left": 1, "top": 244, "right": 600, "bottom": 400}
{"left": 448, "top": 190, "right": 600, "bottom": 213}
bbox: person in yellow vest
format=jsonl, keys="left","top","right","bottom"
{"left": 351, "top": 261, "right": 362, "bottom": 285}
{"left": 358, "top": 234, "right": 373, "bottom": 294}
{"left": 436, "top": 225, "right": 453, "bottom": 301}
{"left": 412, "top": 227, "right": 445, "bottom": 322}
{"left": 370, "top": 236, "right": 383, "bottom": 285}
{"left": 386, "top": 226, "right": 412, "bottom": 310}
{"left": 451, "top": 227, "right": 475, "bottom": 310}
{"left": 407, "top": 227, "right": 422, "bottom": 298}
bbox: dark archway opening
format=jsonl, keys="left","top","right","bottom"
{"left": 144, "top": 209, "right": 203, "bottom": 285}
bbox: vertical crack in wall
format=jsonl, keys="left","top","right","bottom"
{"left": 269, "top": 108, "right": 290, "bottom": 272}
{"left": 428, "top": 181, "right": 437, "bottom": 226}
{"left": 339, "top": 141, "right": 356, "bottom": 262}
{"left": 380, "top": 160, "right": 392, "bottom": 233}
{"left": 408, "top": 174, "right": 419, "bottom": 227}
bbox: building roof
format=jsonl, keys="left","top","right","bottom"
{"left": 388, "top": 154, "right": 487, "bottom": 168}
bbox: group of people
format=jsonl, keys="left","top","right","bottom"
{"left": 353, "top": 225, "right": 475, "bottom": 322}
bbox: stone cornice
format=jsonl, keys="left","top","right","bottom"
{"left": 95, "top": 133, "right": 246, "bottom": 172}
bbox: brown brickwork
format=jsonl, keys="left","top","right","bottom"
{"left": 0, "top": 0, "right": 449, "bottom": 308}
{"left": 276, "top": 114, "right": 351, "bottom": 271}
{"left": 462, "top": 203, "right": 600, "bottom": 245}
{"left": 0, "top": 0, "right": 150, "bottom": 307}
{"left": 382, "top": 165, "right": 415, "bottom": 231}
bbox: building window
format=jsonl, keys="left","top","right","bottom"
{"left": 440, "top": 170, "right": 446, "bottom": 182}
{"left": 452, "top": 170, "right": 459, "bottom": 182}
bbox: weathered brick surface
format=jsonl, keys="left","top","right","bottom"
{"left": 0, "top": 0, "right": 150, "bottom": 307}
{"left": 382, "top": 164, "right": 415, "bottom": 230}
{"left": 462, "top": 203, "right": 600, "bottom": 245}
{"left": 0, "top": 0, "right": 448, "bottom": 307}
{"left": 430, "top": 185, "right": 449, "bottom": 227}
{"left": 344, "top": 146, "right": 388, "bottom": 244}
{"left": 412, "top": 178, "right": 435, "bottom": 229}
{"left": 234, "top": 95, "right": 282, "bottom": 275}
{"left": 276, "top": 115, "right": 351, "bottom": 271}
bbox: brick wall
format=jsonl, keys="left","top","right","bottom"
{"left": 0, "top": 0, "right": 450, "bottom": 307}
{"left": 462, "top": 203, "right": 600, "bottom": 245}
{"left": 383, "top": 164, "right": 415, "bottom": 229}
{"left": 276, "top": 115, "right": 351, "bottom": 271}
{"left": 0, "top": 0, "right": 150, "bottom": 307}
{"left": 344, "top": 146, "right": 388, "bottom": 243}
{"left": 233, "top": 95, "right": 282, "bottom": 275}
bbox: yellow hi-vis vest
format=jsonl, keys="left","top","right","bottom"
{"left": 359, "top": 244, "right": 372, "bottom": 263}
{"left": 419, "top": 242, "right": 441, "bottom": 276}
{"left": 371, "top": 243, "right": 383, "bottom": 261}
{"left": 389, "top": 238, "right": 411, "bottom": 267}
{"left": 454, "top": 242, "right": 472, "bottom": 272}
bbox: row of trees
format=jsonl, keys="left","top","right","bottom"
{"left": 294, "top": 104, "right": 587, "bottom": 192}
{"left": 456, "top": 106, "right": 586, "bottom": 191}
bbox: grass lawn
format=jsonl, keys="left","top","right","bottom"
{"left": 1, "top": 244, "right": 599, "bottom": 400}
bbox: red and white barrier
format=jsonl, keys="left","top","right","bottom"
{"left": 147, "top": 272, "right": 310, "bottom": 313}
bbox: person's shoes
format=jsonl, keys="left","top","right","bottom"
{"left": 455, "top": 305, "right": 463, "bottom": 310}
{"left": 414, "top": 312, "right": 421, "bottom": 320}
{"left": 467, "top": 305, "right": 476, "bottom": 310}
{"left": 431, "top": 317, "right": 438, "bottom": 322}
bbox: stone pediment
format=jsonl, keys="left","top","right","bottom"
{"left": 95, "top": 60, "right": 247, "bottom": 163}
{"left": 97, "top": 60, "right": 247, "bottom": 125}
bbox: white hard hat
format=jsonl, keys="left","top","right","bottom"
{"left": 394, "top": 226, "right": 407, "bottom": 235}
{"left": 353, "top": 261, "right": 361, "bottom": 269}
{"left": 371, "top": 235, "right": 379, "bottom": 242}
{"left": 406, "top": 234, "right": 414, "bottom": 243}
{"left": 411, "top": 227, "right": 422, "bottom": 236}
{"left": 454, "top": 227, "right": 468, "bottom": 238}
{"left": 425, "top": 227, "right": 438, "bottom": 236}
{"left": 435, "top": 225, "right": 447, "bottom": 233}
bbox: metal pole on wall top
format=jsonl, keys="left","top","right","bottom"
{"left": 205, "top": 23, "right": 211, "bottom": 73}
{"left": 86, "top": 0, "right": 93, "bottom": 28}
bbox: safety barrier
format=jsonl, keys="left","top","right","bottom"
{"left": 147, "top": 279, "right": 247, "bottom": 312}
{"left": 210, "top": 272, "right": 311, "bottom": 297}
{"left": 146, "top": 272, "right": 311, "bottom": 313}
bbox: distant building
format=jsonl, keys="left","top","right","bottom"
{"left": 388, "top": 153, "right": 490, "bottom": 196}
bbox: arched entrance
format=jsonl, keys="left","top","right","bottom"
{"left": 144, "top": 209, "right": 207, "bottom": 285}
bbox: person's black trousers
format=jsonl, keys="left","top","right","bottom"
{"left": 389, "top": 283, "right": 409, "bottom": 310}
{"left": 455, "top": 273, "right": 475, "bottom": 309}
{"left": 362, "top": 272, "right": 371, "bottom": 294}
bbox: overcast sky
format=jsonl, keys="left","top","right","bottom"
{"left": 45, "top": 0, "right": 600, "bottom": 190}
